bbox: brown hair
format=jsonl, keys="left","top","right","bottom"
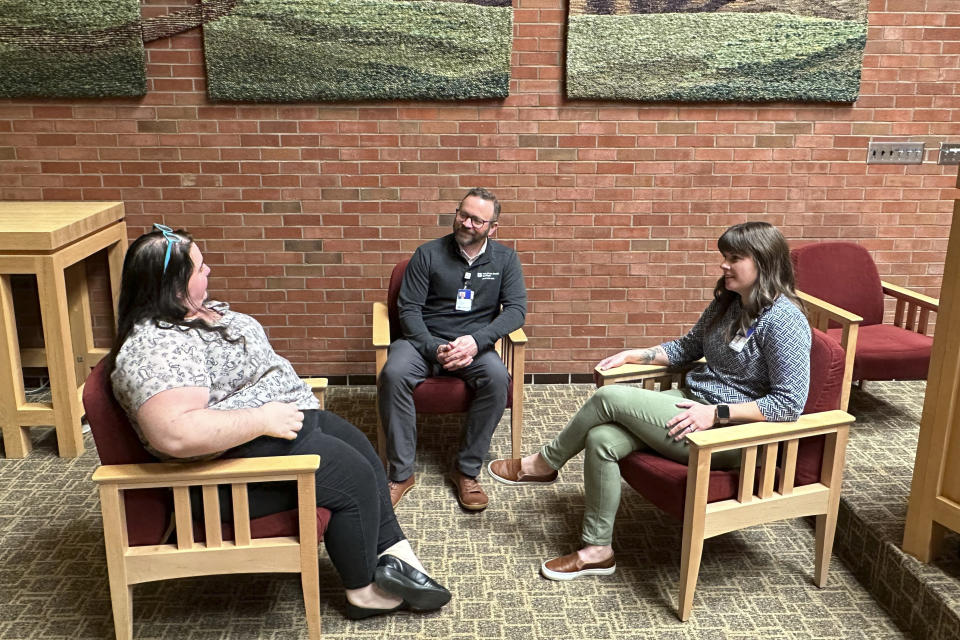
{"left": 458, "top": 187, "right": 501, "bottom": 221}
{"left": 710, "top": 221, "right": 802, "bottom": 338}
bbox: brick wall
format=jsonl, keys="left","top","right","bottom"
{"left": 1, "top": 0, "right": 958, "bottom": 380}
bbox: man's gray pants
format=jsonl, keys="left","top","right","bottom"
{"left": 377, "top": 339, "right": 509, "bottom": 482}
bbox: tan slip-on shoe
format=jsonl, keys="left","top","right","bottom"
{"left": 388, "top": 475, "right": 416, "bottom": 508}
{"left": 487, "top": 458, "right": 558, "bottom": 485}
{"left": 541, "top": 551, "right": 616, "bottom": 581}
{"left": 446, "top": 469, "right": 489, "bottom": 511}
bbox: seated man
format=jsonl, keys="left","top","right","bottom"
{"left": 378, "top": 187, "right": 527, "bottom": 511}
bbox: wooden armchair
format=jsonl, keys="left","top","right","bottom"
{"left": 372, "top": 258, "right": 527, "bottom": 460}
{"left": 596, "top": 329, "right": 854, "bottom": 621}
{"left": 792, "top": 241, "right": 938, "bottom": 392}
{"left": 83, "top": 361, "right": 331, "bottom": 640}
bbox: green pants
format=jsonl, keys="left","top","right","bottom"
{"left": 540, "top": 385, "right": 741, "bottom": 546}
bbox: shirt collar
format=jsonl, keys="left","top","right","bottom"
{"left": 459, "top": 239, "right": 488, "bottom": 266}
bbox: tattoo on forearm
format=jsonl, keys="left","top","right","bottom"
{"left": 637, "top": 346, "right": 662, "bottom": 364}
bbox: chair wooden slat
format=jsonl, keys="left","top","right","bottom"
{"left": 173, "top": 486, "right": 194, "bottom": 550}
{"left": 894, "top": 298, "right": 906, "bottom": 327}
{"left": 759, "top": 443, "right": 778, "bottom": 499}
{"left": 202, "top": 485, "right": 223, "bottom": 548}
{"left": 232, "top": 483, "right": 251, "bottom": 546}
{"left": 780, "top": 439, "right": 798, "bottom": 496}
{"left": 738, "top": 446, "right": 758, "bottom": 503}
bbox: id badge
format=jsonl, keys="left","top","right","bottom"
{"left": 728, "top": 325, "right": 755, "bottom": 353}
{"left": 728, "top": 333, "right": 749, "bottom": 352}
{"left": 456, "top": 289, "right": 473, "bottom": 311}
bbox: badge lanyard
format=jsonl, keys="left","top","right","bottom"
{"left": 456, "top": 271, "right": 473, "bottom": 312}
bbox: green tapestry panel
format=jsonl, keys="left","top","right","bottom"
{"left": 0, "top": 0, "right": 145, "bottom": 98}
{"left": 203, "top": 0, "right": 513, "bottom": 102}
{"left": 566, "top": 2, "right": 868, "bottom": 103}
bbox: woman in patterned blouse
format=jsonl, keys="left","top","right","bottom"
{"left": 108, "top": 226, "right": 450, "bottom": 619}
{"left": 489, "top": 221, "right": 812, "bottom": 581}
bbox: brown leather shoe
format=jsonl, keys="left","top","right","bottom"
{"left": 388, "top": 475, "right": 415, "bottom": 508}
{"left": 541, "top": 551, "right": 616, "bottom": 581}
{"left": 487, "top": 458, "right": 558, "bottom": 485}
{"left": 446, "top": 469, "right": 489, "bottom": 511}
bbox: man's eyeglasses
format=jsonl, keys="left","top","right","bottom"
{"left": 153, "top": 223, "right": 182, "bottom": 274}
{"left": 455, "top": 208, "right": 496, "bottom": 228}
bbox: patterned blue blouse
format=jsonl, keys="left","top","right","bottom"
{"left": 660, "top": 295, "right": 811, "bottom": 422}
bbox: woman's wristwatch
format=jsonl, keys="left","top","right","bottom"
{"left": 716, "top": 404, "right": 731, "bottom": 425}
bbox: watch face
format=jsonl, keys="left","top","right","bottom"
{"left": 717, "top": 405, "right": 730, "bottom": 420}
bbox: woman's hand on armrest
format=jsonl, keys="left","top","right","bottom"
{"left": 597, "top": 346, "right": 669, "bottom": 371}
{"left": 137, "top": 387, "right": 304, "bottom": 459}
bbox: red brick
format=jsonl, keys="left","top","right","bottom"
{"left": 0, "top": 0, "right": 956, "bottom": 375}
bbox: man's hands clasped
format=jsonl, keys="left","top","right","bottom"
{"left": 437, "top": 335, "right": 479, "bottom": 371}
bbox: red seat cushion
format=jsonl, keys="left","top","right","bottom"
{"left": 829, "top": 324, "right": 932, "bottom": 381}
{"left": 195, "top": 507, "right": 333, "bottom": 543}
{"left": 618, "top": 328, "right": 845, "bottom": 520}
{"left": 412, "top": 376, "right": 514, "bottom": 414}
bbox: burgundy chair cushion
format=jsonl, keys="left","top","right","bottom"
{"left": 83, "top": 360, "right": 331, "bottom": 547}
{"left": 387, "top": 258, "right": 513, "bottom": 413}
{"left": 618, "top": 328, "right": 846, "bottom": 521}
{"left": 84, "top": 361, "right": 171, "bottom": 546}
{"left": 791, "top": 242, "right": 885, "bottom": 326}
{"left": 829, "top": 324, "right": 932, "bottom": 381}
{"left": 195, "top": 508, "right": 333, "bottom": 542}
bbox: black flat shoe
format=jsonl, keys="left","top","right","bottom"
{"left": 344, "top": 599, "right": 406, "bottom": 620}
{"left": 375, "top": 555, "right": 452, "bottom": 611}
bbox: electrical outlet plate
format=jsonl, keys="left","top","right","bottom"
{"left": 938, "top": 143, "right": 960, "bottom": 165}
{"left": 866, "top": 141, "right": 925, "bottom": 164}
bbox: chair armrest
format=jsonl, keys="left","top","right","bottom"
{"left": 797, "top": 290, "right": 863, "bottom": 328}
{"left": 686, "top": 410, "right": 855, "bottom": 453}
{"left": 303, "top": 377, "right": 327, "bottom": 409}
{"left": 91, "top": 454, "right": 322, "bottom": 488}
{"left": 506, "top": 327, "right": 527, "bottom": 344}
{"left": 881, "top": 281, "right": 938, "bottom": 334}
{"left": 881, "top": 281, "right": 939, "bottom": 312}
{"left": 372, "top": 301, "right": 391, "bottom": 348}
{"left": 594, "top": 362, "right": 672, "bottom": 384}
{"left": 594, "top": 360, "right": 701, "bottom": 387}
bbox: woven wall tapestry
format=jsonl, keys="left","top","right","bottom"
{"left": 203, "top": 0, "right": 513, "bottom": 102}
{"left": 566, "top": 0, "right": 869, "bottom": 103}
{"left": 0, "top": 0, "right": 145, "bottom": 98}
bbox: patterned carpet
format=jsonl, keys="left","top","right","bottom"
{"left": 0, "top": 383, "right": 920, "bottom": 639}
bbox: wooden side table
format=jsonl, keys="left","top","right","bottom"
{"left": 0, "top": 202, "right": 127, "bottom": 458}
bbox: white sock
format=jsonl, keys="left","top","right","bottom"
{"left": 380, "top": 539, "right": 428, "bottom": 575}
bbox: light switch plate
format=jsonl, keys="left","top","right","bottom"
{"left": 938, "top": 143, "right": 960, "bottom": 165}
{"left": 866, "top": 141, "right": 925, "bottom": 164}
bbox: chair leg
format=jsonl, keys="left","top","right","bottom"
{"left": 678, "top": 515, "right": 706, "bottom": 622}
{"left": 301, "top": 562, "right": 322, "bottom": 640}
{"left": 814, "top": 511, "right": 837, "bottom": 587}
{"left": 510, "top": 404, "right": 522, "bottom": 459}
{"left": 109, "top": 584, "right": 133, "bottom": 640}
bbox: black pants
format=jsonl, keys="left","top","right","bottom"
{"left": 194, "top": 410, "right": 405, "bottom": 589}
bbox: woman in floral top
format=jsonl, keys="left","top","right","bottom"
{"left": 108, "top": 225, "right": 450, "bottom": 619}
{"left": 489, "top": 222, "right": 811, "bottom": 582}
